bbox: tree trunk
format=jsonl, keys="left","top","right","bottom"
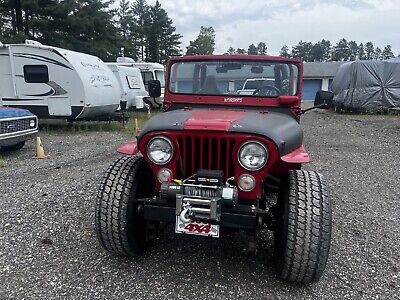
{"left": 15, "top": 0, "right": 23, "bottom": 33}
{"left": 24, "top": 9, "right": 29, "bottom": 36}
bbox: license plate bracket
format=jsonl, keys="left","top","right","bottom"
{"left": 175, "top": 216, "right": 220, "bottom": 237}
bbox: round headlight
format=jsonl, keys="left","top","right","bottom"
{"left": 238, "top": 141, "right": 268, "bottom": 171}
{"left": 147, "top": 137, "right": 173, "bottom": 165}
{"left": 29, "top": 119, "right": 36, "bottom": 128}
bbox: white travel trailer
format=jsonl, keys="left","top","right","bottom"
{"left": 0, "top": 40, "right": 121, "bottom": 120}
{"left": 107, "top": 65, "right": 146, "bottom": 110}
{"left": 106, "top": 57, "right": 165, "bottom": 108}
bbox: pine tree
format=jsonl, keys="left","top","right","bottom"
{"left": 226, "top": 46, "right": 235, "bottom": 54}
{"left": 291, "top": 41, "right": 313, "bottom": 61}
{"left": 118, "top": 0, "right": 138, "bottom": 59}
{"left": 311, "top": 40, "right": 331, "bottom": 61}
{"left": 358, "top": 43, "right": 366, "bottom": 60}
{"left": 332, "top": 38, "right": 351, "bottom": 61}
{"left": 373, "top": 47, "right": 382, "bottom": 60}
{"left": 131, "top": 0, "right": 151, "bottom": 61}
{"left": 382, "top": 45, "right": 394, "bottom": 60}
{"left": 236, "top": 48, "right": 246, "bottom": 54}
{"left": 247, "top": 43, "right": 257, "bottom": 55}
{"left": 348, "top": 41, "right": 358, "bottom": 61}
{"left": 257, "top": 42, "right": 267, "bottom": 55}
{"left": 365, "top": 42, "right": 375, "bottom": 60}
{"left": 280, "top": 45, "right": 290, "bottom": 57}
{"left": 186, "top": 26, "right": 215, "bottom": 55}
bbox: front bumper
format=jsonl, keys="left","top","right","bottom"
{"left": 138, "top": 196, "right": 267, "bottom": 230}
{"left": 0, "top": 129, "right": 38, "bottom": 146}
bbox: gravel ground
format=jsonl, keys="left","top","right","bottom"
{"left": 0, "top": 110, "right": 399, "bottom": 300}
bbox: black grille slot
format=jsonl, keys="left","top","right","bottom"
{"left": 0, "top": 118, "right": 31, "bottom": 134}
{"left": 177, "top": 134, "right": 236, "bottom": 180}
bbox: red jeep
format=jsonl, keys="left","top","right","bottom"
{"left": 95, "top": 55, "right": 333, "bottom": 284}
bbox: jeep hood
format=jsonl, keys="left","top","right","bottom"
{"left": 138, "top": 108, "right": 303, "bottom": 155}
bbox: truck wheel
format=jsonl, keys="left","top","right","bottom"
{"left": 1, "top": 141, "right": 25, "bottom": 151}
{"left": 95, "top": 155, "right": 155, "bottom": 257}
{"left": 274, "top": 170, "right": 332, "bottom": 283}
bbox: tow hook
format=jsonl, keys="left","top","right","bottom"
{"left": 179, "top": 203, "right": 192, "bottom": 223}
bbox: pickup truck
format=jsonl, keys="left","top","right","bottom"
{"left": 237, "top": 78, "right": 275, "bottom": 95}
{"left": 0, "top": 107, "right": 38, "bottom": 151}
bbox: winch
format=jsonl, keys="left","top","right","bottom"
{"left": 159, "top": 169, "right": 238, "bottom": 221}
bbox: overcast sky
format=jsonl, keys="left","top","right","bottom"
{"left": 144, "top": 0, "right": 400, "bottom": 56}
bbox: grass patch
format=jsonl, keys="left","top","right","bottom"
{"left": 39, "top": 111, "right": 157, "bottom": 134}
{"left": 0, "top": 156, "right": 7, "bottom": 168}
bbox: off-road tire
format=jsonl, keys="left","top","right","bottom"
{"left": 1, "top": 141, "right": 25, "bottom": 151}
{"left": 95, "top": 155, "right": 155, "bottom": 257}
{"left": 274, "top": 169, "right": 332, "bottom": 283}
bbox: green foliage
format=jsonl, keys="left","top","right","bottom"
{"left": 291, "top": 40, "right": 313, "bottom": 61}
{"left": 284, "top": 39, "right": 394, "bottom": 62}
{"left": 332, "top": 38, "right": 351, "bottom": 61}
{"left": 247, "top": 43, "right": 257, "bottom": 55}
{"left": 226, "top": 46, "right": 235, "bottom": 54}
{"left": 226, "top": 42, "right": 267, "bottom": 55}
{"left": 256, "top": 42, "right": 267, "bottom": 55}
{"left": 280, "top": 45, "right": 290, "bottom": 57}
{"left": 364, "top": 42, "right": 375, "bottom": 60}
{"left": 186, "top": 26, "right": 215, "bottom": 55}
{"left": 148, "top": 1, "right": 182, "bottom": 62}
{"left": 373, "top": 47, "right": 382, "bottom": 60}
{"left": 358, "top": 43, "right": 365, "bottom": 60}
{"left": 311, "top": 40, "right": 331, "bottom": 61}
{"left": 0, "top": 0, "right": 182, "bottom": 63}
{"left": 382, "top": 45, "right": 395, "bottom": 60}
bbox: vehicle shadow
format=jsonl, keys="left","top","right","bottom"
{"left": 122, "top": 225, "right": 303, "bottom": 289}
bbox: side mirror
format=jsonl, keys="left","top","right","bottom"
{"left": 148, "top": 80, "right": 161, "bottom": 98}
{"left": 314, "top": 91, "right": 333, "bottom": 109}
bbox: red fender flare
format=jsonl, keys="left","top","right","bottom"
{"left": 117, "top": 139, "right": 140, "bottom": 155}
{"left": 281, "top": 145, "right": 310, "bottom": 163}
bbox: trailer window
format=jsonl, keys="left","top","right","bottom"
{"left": 126, "top": 75, "right": 141, "bottom": 89}
{"left": 24, "top": 65, "right": 49, "bottom": 83}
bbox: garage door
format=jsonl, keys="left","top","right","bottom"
{"left": 302, "top": 79, "right": 322, "bottom": 101}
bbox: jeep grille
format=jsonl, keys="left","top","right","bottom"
{"left": 0, "top": 118, "right": 30, "bottom": 134}
{"left": 176, "top": 133, "right": 236, "bottom": 179}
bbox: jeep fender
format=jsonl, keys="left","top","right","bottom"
{"left": 117, "top": 139, "right": 140, "bottom": 155}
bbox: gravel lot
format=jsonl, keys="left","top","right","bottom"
{"left": 0, "top": 110, "right": 399, "bottom": 300}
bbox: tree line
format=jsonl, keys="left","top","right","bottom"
{"left": 0, "top": 1, "right": 397, "bottom": 63}
{"left": 225, "top": 38, "right": 396, "bottom": 61}
{"left": 0, "top": 0, "right": 182, "bottom": 62}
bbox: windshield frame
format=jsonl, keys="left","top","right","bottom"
{"left": 167, "top": 58, "right": 300, "bottom": 98}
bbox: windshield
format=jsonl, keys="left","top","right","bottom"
{"left": 155, "top": 70, "right": 165, "bottom": 88}
{"left": 169, "top": 60, "right": 299, "bottom": 97}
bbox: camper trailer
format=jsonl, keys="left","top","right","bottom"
{"left": 106, "top": 65, "right": 146, "bottom": 110}
{"left": 0, "top": 40, "right": 121, "bottom": 120}
{"left": 106, "top": 57, "right": 165, "bottom": 108}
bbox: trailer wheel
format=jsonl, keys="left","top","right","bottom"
{"left": 1, "top": 141, "right": 25, "bottom": 151}
{"left": 274, "top": 170, "right": 332, "bottom": 283}
{"left": 95, "top": 155, "right": 155, "bottom": 257}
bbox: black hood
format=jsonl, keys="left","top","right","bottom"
{"left": 138, "top": 108, "right": 303, "bottom": 155}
